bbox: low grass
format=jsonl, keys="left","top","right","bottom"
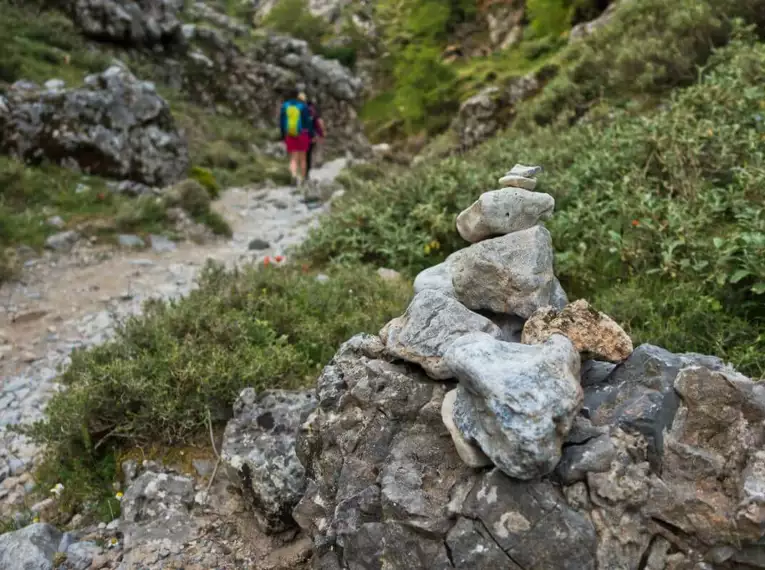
{"left": 21, "top": 262, "right": 410, "bottom": 521}
{"left": 301, "top": 32, "right": 765, "bottom": 378}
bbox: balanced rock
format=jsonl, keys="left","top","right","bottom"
{"left": 221, "top": 388, "right": 317, "bottom": 533}
{"left": 380, "top": 289, "right": 503, "bottom": 380}
{"left": 445, "top": 332, "right": 582, "bottom": 479}
{"left": 441, "top": 389, "right": 491, "bottom": 467}
{"left": 522, "top": 299, "right": 633, "bottom": 362}
{"left": 456, "top": 187, "right": 554, "bottom": 243}
{"left": 452, "top": 225, "right": 559, "bottom": 318}
{"left": 507, "top": 163, "right": 542, "bottom": 178}
{"left": 498, "top": 174, "right": 537, "bottom": 190}
{"left": 412, "top": 249, "right": 464, "bottom": 298}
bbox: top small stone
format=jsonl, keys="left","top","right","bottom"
{"left": 509, "top": 164, "right": 543, "bottom": 178}
{"left": 499, "top": 174, "right": 537, "bottom": 190}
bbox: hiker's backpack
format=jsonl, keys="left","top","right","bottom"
{"left": 284, "top": 102, "right": 303, "bottom": 137}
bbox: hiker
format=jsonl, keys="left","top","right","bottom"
{"left": 303, "top": 94, "right": 325, "bottom": 180}
{"left": 279, "top": 89, "right": 311, "bottom": 185}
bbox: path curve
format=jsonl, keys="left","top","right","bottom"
{"left": 0, "top": 158, "right": 347, "bottom": 515}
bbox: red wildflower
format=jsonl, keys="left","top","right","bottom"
{"left": 275, "top": 255, "right": 284, "bottom": 263}
{"left": 263, "top": 256, "right": 271, "bottom": 266}
{"left": 97, "top": 192, "right": 106, "bottom": 201}
{"left": 631, "top": 219, "right": 640, "bottom": 227}
{"left": 301, "top": 264, "right": 310, "bottom": 274}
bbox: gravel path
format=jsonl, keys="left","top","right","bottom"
{"left": 0, "top": 159, "right": 347, "bottom": 516}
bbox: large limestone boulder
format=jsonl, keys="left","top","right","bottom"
{"left": 295, "top": 334, "right": 765, "bottom": 569}
{"left": 445, "top": 332, "right": 582, "bottom": 479}
{"left": 522, "top": 299, "right": 633, "bottom": 362}
{"left": 68, "top": 0, "right": 185, "bottom": 47}
{"left": 412, "top": 250, "right": 465, "bottom": 298}
{"left": 0, "top": 523, "right": 63, "bottom": 570}
{"left": 379, "top": 289, "right": 503, "bottom": 380}
{"left": 0, "top": 66, "right": 189, "bottom": 187}
{"left": 452, "top": 225, "right": 561, "bottom": 318}
{"left": 456, "top": 187, "right": 554, "bottom": 243}
{"left": 221, "top": 388, "right": 317, "bottom": 533}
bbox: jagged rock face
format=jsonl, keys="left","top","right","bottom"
{"left": 182, "top": 29, "right": 370, "bottom": 157}
{"left": 446, "top": 332, "right": 582, "bottom": 479}
{"left": 379, "top": 289, "right": 504, "bottom": 380}
{"left": 452, "top": 225, "right": 561, "bottom": 318}
{"left": 221, "top": 388, "right": 317, "bottom": 533}
{"left": 0, "top": 66, "right": 189, "bottom": 187}
{"left": 522, "top": 299, "right": 634, "bottom": 362}
{"left": 295, "top": 333, "right": 765, "bottom": 569}
{"left": 70, "top": 0, "right": 185, "bottom": 47}
{"left": 452, "top": 74, "right": 542, "bottom": 150}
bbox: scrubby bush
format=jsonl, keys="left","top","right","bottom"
{"left": 301, "top": 34, "right": 765, "bottom": 377}
{"left": 23, "top": 262, "right": 410, "bottom": 513}
{"left": 189, "top": 166, "right": 221, "bottom": 198}
{"left": 262, "top": 0, "right": 329, "bottom": 51}
{"left": 165, "top": 179, "right": 212, "bottom": 216}
{"left": 519, "top": 0, "right": 765, "bottom": 127}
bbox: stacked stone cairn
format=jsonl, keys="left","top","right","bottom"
{"left": 219, "top": 163, "right": 765, "bottom": 569}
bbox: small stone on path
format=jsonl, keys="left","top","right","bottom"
{"left": 45, "top": 230, "right": 80, "bottom": 252}
{"left": 149, "top": 234, "right": 177, "bottom": 253}
{"left": 248, "top": 238, "right": 271, "bottom": 251}
{"left": 118, "top": 234, "right": 145, "bottom": 248}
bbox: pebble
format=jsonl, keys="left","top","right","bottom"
{"left": 118, "top": 234, "right": 146, "bottom": 248}
{"left": 247, "top": 238, "right": 270, "bottom": 251}
{"left": 150, "top": 234, "right": 177, "bottom": 253}
{"left": 47, "top": 216, "right": 65, "bottom": 229}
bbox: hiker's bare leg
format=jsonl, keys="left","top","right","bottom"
{"left": 289, "top": 152, "right": 299, "bottom": 179}
{"left": 298, "top": 152, "right": 307, "bottom": 180}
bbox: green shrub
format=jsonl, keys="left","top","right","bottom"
{"left": 165, "top": 179, "right": 212, "bottom": 216}
{"left": 23, "top": 262, "right": 410, "bottom": 512}
{"left": 262, "top": 0, "right": 329, "bottom": 51}
{"left": 301, "top": 35, "right": 765, "bottom": 377}
{"left": 189, "top": 166, "right": 221, "bottom": 199}
{"left": 115, "top": 195, "right": 168, "bottom": 231}
{"left": 519, "top": 0, "right": 765, "bottom": 127}
{"left": 319, "top": 44, "right": 357, "bottom": 68}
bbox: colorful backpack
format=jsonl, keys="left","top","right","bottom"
{"left": 284, "top": 102, "right": 303, "bottom": 137}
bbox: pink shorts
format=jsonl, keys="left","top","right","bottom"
{"left": 285, "top": 131, "right": 311, "bottom": 153}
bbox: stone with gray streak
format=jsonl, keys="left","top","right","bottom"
{"left": 44, "top": 231, "right": 80, "bottom": 252}
{"left": 446, "top": 332, "right": 582, "bottom": 479}
{"left": 498, "top": 173, "right": 537, "bottom": 190}
{"left": 452, "top": 225, "right": 558, "bottom": 318}
{"left": 221, "top": 388, "right": 317, "bottom": 533}
{"left": 456, "top": 187, "right": 554, "bottom": 243}
{"left": 380, "top": 289, "right": 503, "bottom": 380}
{"left": 412, "top": 250, "right": 464, "bottom": 298}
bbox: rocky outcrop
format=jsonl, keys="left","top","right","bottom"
{"left": 0, "top": 65, "right": 189, "bottom": 187}
{"left": 181, "top": 29, "right": 369, "bottom": 157}
{"left": 222, "top": 388, "right": 317, "bottom": 533}
{"left": 67, "top": 0, "right": 185, "bottom": 47}
{"left": 0, "top": 523, "right": 64, "bottom": 570}
{"left": 452, "top": 73, "right": 545, "bottom": 150}
{"left": 523, "top": 299, "right": 634, "bottom": 362}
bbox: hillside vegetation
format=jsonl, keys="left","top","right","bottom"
{"left": 10, "top": 0, "right": 765, "bottom": 526}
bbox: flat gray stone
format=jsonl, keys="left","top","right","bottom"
{"left": 412, "top": 250, "right": 465, "bottom": 298}
{"left": 446, "top": 332, "right": 582, "bottom": 479}
{"left": 0, "top": 523, "right": 62, "bottom": 570}
{"left": 149, "top": 234, "right": 176, "bottom": 252}
{"left": 380, "top": 289, "right": 503, "bottom": 380}
{"left": 456, "top": 187, "right": 554, "bottom": 243}
{"left": 498, "top": 174, "right": 537, "bottom": 190}
{"left": 248, "top": 238, "right": 271, "bottom": 250}
{"left": 44, "top": 231, "right": 80, "bottom": 252}
{"left": 452, "top": 225, "right": 558, "bottom": 318}
{"left": 508, "top": 163, "right": 542, "bottom": 178}
{"left": 118, "top": 234, "right": 145, "bottom": 248}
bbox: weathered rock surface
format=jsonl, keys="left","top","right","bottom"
{"left": 0, "top": 66, "right": 189, "bottom": 186}
{"left": 44, "top": 231, "right": 80, "bottom": 252}
{"left": 452, "top": 74, "right": 543, "bottom": 149}
{"left": 412, "top": 250, "right": 465, "bottom": 298}
{"left": 0, "top": 523, "right": 63, "bottom": 570}
{"left": 456, "top": 187, "right": 554, "bottom": 243}
{"left": 446, "top": 332, "right": 582, "bottom": 479}
{"left": 295, "top": 332, "right": 765, "bottom": 569}
{"left": 68, "top": 0, "right": 184, "bottom": 47}
{"left": 522, "top": 299, "right": 633, "bottom": 362}
{"left": 380, "top": 290, "right": 503, "bottom": 380}
{"left": 222, "top": 388, "right": 317, "bottom": 533}
{"left": 452, "top": 225, "right": 559, "bottom": 318}
{"left": 581, "top": 343, "right": 734, "bottom": 468}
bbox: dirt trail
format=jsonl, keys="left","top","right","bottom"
{"left": 0, "top": 158, "right": 346, "bottom": 506}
